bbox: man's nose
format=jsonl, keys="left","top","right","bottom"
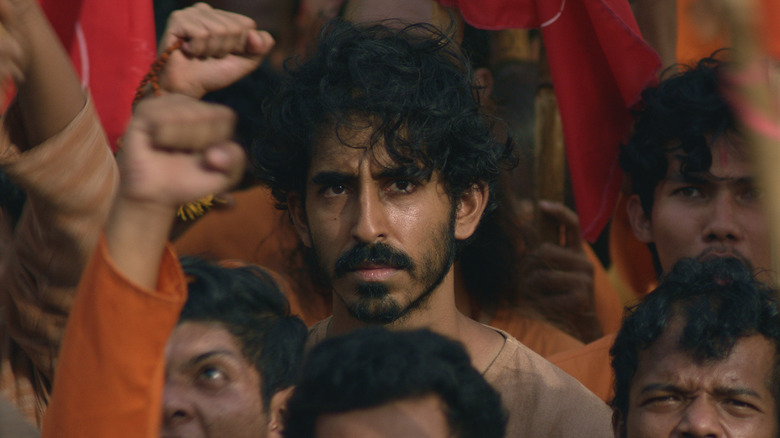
{"left": 703, "top": 193, "right": 741, "bottom": 243}
{"left": 351, "top": 187, "right": 388, "bottom": 243}
{"left": 673, "top": 397, "right": 721, "bottom": 437}
{"left": 161, "top": 382, "right": 194, "bottom": 429}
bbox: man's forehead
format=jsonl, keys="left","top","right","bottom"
{"left": 663, "top": 142, "right": 754, "bottom": 182}
{"left": 309, "top": 123, "right": 426, "bottom": 177}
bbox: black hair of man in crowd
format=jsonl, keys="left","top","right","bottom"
{"left": 253, "top": 19, "right": 514, "bottom": 217}
{"left": 618, "top": 52, "right": 737, "bottom": 218}
{"left": 283, "top": 327, "right": 507, "bottom": 438}
{"left": 179, "top": 257, "right": 309, "bottom": 406}
{"left": 610, "top": 257, "right": 780, "bottom": 430}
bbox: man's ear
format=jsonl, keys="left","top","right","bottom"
{"left": 474, "top": 67, "right": 494, "bottom": 105}
{"left": 626, "top": 194, "right": 653, "bottom": 243}
{"left": 267, "top": 386, "right": 295, "bottom": 438}
{"left": 287, "top": 193, "right": 312, "bottom": 248}
{"left": 454, "top": 183, "right": 489, "bottom": 240}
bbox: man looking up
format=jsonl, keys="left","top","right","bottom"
{"left": 254, "top": 20, "right": 612, "bottom": 437}
{"left": 550, "top": 53, "right": 771, "bottom": 401}
{"left": 611, "top": 257, "right": 780, "bottom": 438}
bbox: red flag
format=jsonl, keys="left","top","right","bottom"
{"left": 439, "top": 0, "right": 661, "bottom": 241}
{"left": 39, "top": 0, "right": 157, "bottom": 148}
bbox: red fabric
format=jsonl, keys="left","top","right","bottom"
{"left": 39, "top": 0, "right": 156, "bottom": 149}
{"left": 439, "top": 0, "right": 661, "bottom": 241}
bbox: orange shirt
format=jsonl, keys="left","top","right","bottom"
{"left": 489, "top": 307, "right": 583, "bottom": 358}
{"left": 548, "top": 332, "right": 617, "bottom": 402}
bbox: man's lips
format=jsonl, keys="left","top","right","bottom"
{"left": 349, "top": 264, "right": 401, "bottom": 281}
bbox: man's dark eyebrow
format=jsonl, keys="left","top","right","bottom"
{"left": 638, "top": 383, "right": 687, "bottom": 396}
{"left": 666, "top": 173, "right": 708, "bottom": 184}
{"left": 713, "top": 387, "right": 763, "bottom": 400}
{"left": 667, "top": 173, "right": 756, "bottom": 185}
{"left": 311, "top": 171, "right": 355, "bottom": 186}
{"left": 184, "top": 350, "right": 241, "bottom": 369}
{"left": 639, "top": 383, "right": 763, "bottom": 400}
{"left": 376, "top": 164, "right": 428, "bottom": 181}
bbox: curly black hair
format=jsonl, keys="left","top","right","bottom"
{"left": 253, "top": 19, "right": 513, "bottom": 214}
{"left": 283, "top": 327, "right": 507, "bottom": 438}
{"left": 619, "top": 52, "right": 738, "bottom": 216}
{"left": 610, "top": 258, "right": 780, "bottom": 427}
{"left": 179, "top": 256, "right": 308, "bottom": 407}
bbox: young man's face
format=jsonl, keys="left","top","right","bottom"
{"left": 620, "top": 325, "right": 779, "bottom": 438}
{"left": 628, "top": 137, "right": 770, "bottom": 273}
{"left": 314, "top": 394, "right": 452, "bottom": 438}
{"left": 290, "top": 124, "right": 484, "bottom": 325}
{"left": 162, "top": 322, "right": 271, "bottom": 438}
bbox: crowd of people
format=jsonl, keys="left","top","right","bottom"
{"left": 0, "top": 0, "right": 778, "bottom": 437}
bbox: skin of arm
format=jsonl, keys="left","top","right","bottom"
{"left": 2, "top": 0, "right": 85, "bottom": 147}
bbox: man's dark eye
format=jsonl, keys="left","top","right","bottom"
{"left": 323, "top": 185, "right": 347, "bottom": 197}
{"left": 389, "top": 180, "right": 416, "bottom": 194}
{"left": 673, "top": 186, "right": 702, "bottom": 198}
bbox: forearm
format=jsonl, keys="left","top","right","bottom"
{"left": 105, "top": 197, "right": 177, "bottom": 291}
{"left": 1, "top": 98, "right": 117, "bottom": 381}
{"left": 13, "top": 0, "right": 85, "bottom": 147}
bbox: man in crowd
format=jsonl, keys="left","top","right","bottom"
{"left": 253, "top": 19, "right": 612, "bottom": 436}
{"left": 611, "top": 257, "right": 780, "bottom": 437}
{"left": 284, "top": 328, "right": 506, "bottom": 438}
{"left": 162, "top": 258, "right": 308, "bottom": 438}
{"left": 549, "top": 53, "right": 770, "bottom": 401}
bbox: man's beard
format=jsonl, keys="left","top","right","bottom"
{"left": 316, "top": 217, "right": 457, "bottom": 325}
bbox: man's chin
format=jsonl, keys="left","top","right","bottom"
{"left": 347, "top": 298, "right": 404, "bottom": 325}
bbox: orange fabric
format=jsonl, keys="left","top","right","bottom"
{"left": 676, "top": 0, "right": 729, "bottom": 66}
{"left": 174, "top": 187, "right": 331, "bottom": 326}
{"left": 489, "top": 307, "right": 583, "bottom": 358}
{"left": 42, "top": 237, "right": 187, "bottom": 438}
{"left": 677, "top": 0, "right": 780, "bottom": 65}
{"left": 549, "top": 332, "right": 617, "bottom": 402}
{"left": 609, "top": 193, "right": 657, "bottom": 306}
{"left": 584, "top": 243, "right": 624, "bottom": 335}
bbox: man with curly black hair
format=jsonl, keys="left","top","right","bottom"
{"left": 551, "top": 52, "right": 772, "bottom": 403}
{"left": 610, "top": 257, "right": 780, "bottom": 437}
{"left": 253, "top": 19, "right": 612, "bottom": 437}
{"left": 620, "top": 52, "right": 768, "bottom": 276}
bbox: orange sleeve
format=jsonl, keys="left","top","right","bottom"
{"left": 41, "top": 236, "right": 187, "bottom": 438}
{"left": 584, "top": 243, "right": 624, "bottom": 335}
{"left": 549, "top": 333, "right": 617, "bottom": 402}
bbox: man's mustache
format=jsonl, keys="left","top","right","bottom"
{"left": 334, "top": 243, "right": 414, "bottom": 277}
